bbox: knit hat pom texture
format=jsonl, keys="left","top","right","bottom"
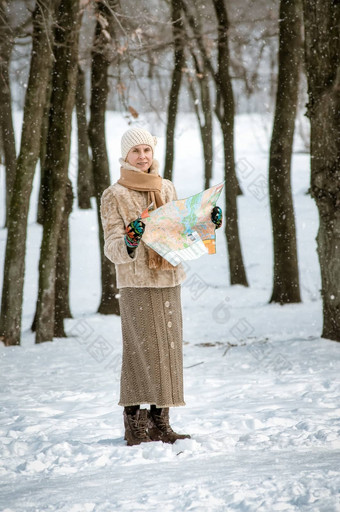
{"left": 121, "top": 127, "right": 157, "bottom": 160}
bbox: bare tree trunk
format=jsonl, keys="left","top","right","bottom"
{"left": 212, "top": 0, "right": 248, "bottom": 286}
{"left": 186, "top": 50, "right": 213, "bottom": 189}
{"left": 303, "top": 0, "right": 340, "bottom": 341}
{"left": 0, "top": 104, "right": 4, "bottom": 163}
{"left": 188, "top": 3, "right": 213, "bottom": 189}
{"left": 76, "top": 64, "right": 93, "bottom": 209}
{"left": 269, "top": 0, "right": 302, "bottom": 305}
{"left": 0, "top": 1, "right": 54, "bottom": 346}
{"left": 200, "top": 72, "right": 213, "bottom": 190}
{"left": 0, "top": 123, "right": 3, "bottom": 164}
{"left": 54, "top": 179, "right": 73, "bottom": 337}
{"left": 0, "top": 0, "right": 16, "bottom": 228}
{"left": 33, "top": 173, "right": 74, "bottom": 338}
{"left": 88, "top": 0, "right": 119, "bottom": 316}
{"left": 164, "top": 0, "right": 185, "bottom": 181}
{"left": 37, "top": 77, "right": 52, "bottom": 225}
{"left": 35, "top": 0, "right": 80, "bottom": 344}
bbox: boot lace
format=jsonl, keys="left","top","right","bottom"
{"left": 131, "top": 416, "right": 149, "bottom": 439}
{"left": 153, "top": 414, "right": 174, "bottom": 434}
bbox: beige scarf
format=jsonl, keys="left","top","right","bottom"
{"left": 118, "top": 159, "right": 175, "bottom": 271}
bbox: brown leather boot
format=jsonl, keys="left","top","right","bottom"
{"left": 124, "top": 408, "right": 152, "bottom": 446}
{"left": 148, "top": 407, "right": 191, "bottom": 444}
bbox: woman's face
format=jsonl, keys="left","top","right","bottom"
{"left": 126, "top": 144, "right": 153, "bottom": 172}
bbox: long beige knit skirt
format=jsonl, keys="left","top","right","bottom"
{"left": 118, "top": 286, "right": 185, "bottom": 408}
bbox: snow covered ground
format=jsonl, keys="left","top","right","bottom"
{"left": 0, "top": 113, "right": 339, "bottom": 511}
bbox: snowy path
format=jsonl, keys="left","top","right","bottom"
{"left": 1, "top": 450, "right": 339, "bottom": 511}
{"left": 1, "top": 333, "right": 339, "bottom": 511}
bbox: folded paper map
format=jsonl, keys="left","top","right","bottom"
{"left": 141, "top": 182, "right": 224, "bottom": 266}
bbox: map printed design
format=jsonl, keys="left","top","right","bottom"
{"left": 141, "top": 182, "right": 224, "bottom": 266}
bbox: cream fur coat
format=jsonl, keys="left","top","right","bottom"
{"left": 100, "top": 159, "right": 186, "bottom": 289}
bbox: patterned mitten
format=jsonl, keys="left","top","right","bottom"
{"left": 125, "top": 218, "right": 145, "bottom": 248}
{"left": 211, "top": 206, "right": 223, "bottom": 229}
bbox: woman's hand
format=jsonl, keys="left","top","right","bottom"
{"left": 211, "top": 206, "right": 223, "bottom": 229}
{"left": 125, "top": 218, "right": 145, "bottom": 248}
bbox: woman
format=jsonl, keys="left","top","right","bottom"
{"left": 100, "top": 127, "right": 222, "bottom": 446}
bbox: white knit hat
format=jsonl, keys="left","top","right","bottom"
{"left": 121, "top": 127, "right": 157, "bottom": 160}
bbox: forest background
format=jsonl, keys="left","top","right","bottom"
{"left": 0, "top": 0, "right": 339, "bottom": 346}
